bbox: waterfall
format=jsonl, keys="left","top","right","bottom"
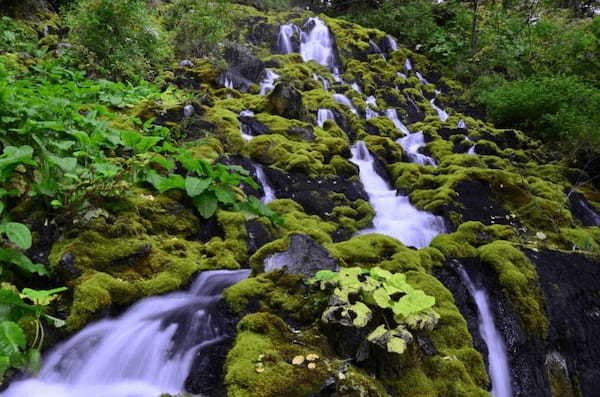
{"left": 385, "top": 35, "right": 398, "bottom": 51}
{"left": 573, "top": 194, "right": 600, "bottom": 226}
{"left": 4, "top": 270, "right": 251, "bottom": 397}
{"left": 313, "top": 73, "right": 330, "bottom": 91}
{"left": 317, "top": 108, "right": 335, "bottom": 127}
{"left": 333, "top": 93, "right": 358, "bottom": 114}
{"left": 350, "top": 142, "right": 445, "bottom": 248}
{"left": 239, "top": 110, "right": 255, "bottom": 141}
{"left": 277, "top": 24, "right": 300, "bottom": 54}
{"left": 415, "top": 72, "right": 429, "bottom": 85}
{"left": 397, "top": 71, "right": 407, "bottom": 79}
{"left": 259, "top": 69, "right": 280, "bottom": 95}
{"left": 397, "top": 132, "right": 437, "bottom": 166}
{"left": 254, "top": 164, "right": 276, "bottom": 203}
{"left": 351, "top": 82, "right": 362, "bottom": 93}
{"left": 365, "top": 97, "right": 378, "bottom": 119}
{"left": 300, "top": 17, "right": 340, "bottom": 75}
{"left": 404, "top": 58, "right": 412, "bottom": 71}
{"left": 456, "top": 266, "right": 513, "bottom": 397}
{"left": 385, "top": 108, "right": 411, "bottom": 135}
{"left": 457, "top": 119, "right": 467, "bottom": 129}
{"left": 224, "top": 76, "right": 234, "bottom": 89}
{"left": 430, "top": 98, "right": 449, "bottom": 122}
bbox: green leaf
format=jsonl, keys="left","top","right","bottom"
{"left": 0, "top": 146, "right": 34, "bottom": 170}
{"left": 0, "top": 355, "right": 9, "bottom": 378}
{"left": 0, "top": 202, "right": 4, "bottom": 215}
{"left": 193, "top": 192, "right": 218, "bottom": 219}
{"left": 0, "top": 321, "right": 26, "bottom": 356}
{"left": 185, "top": 176, "right": 211, "bottom": 197}
{"left": 0, "top": 248, "right": 47, "bottom": 276}
{"left": 349, "top": 301, "right": 372, "bottom": 327}
{"left": 120, "top": 130, "right": 141, "bottom": 148}
{"left": 4, "top": 223, "right": 32, "bottom": 249}
{"left": 372, "top": 287, "right": 392, "bottom": 309}
{"left": 21, "top": 287, "right": 67, "bottom": 306}
{"left": 155, "top": 175, "right": 185, "bottom": 193}
{"left": 370, "top": 267, "right": 392, "bottom": 281}
{"left": 392, "top": 290, "right": 436, "bottom": 318}
{"left": 48, "top": 155, "right": 77, "bottom": 173}
{"left": 314, "top": 270, "right": 337, "bottom": 281}
{"left": 214, "top": 186, "right": 236, "bottom": 204}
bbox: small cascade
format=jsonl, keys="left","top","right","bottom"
{"left": 333, "top": 93, "right": 358, "bottom": 115}
{"left": 300, "top": 17, "right": 340, "bottom": 75}
{"left": 430, "top": 98, "right": 449, "bottom": 122}
{"left": 467, "top": 145, "right": 477, "bottom": 155}
{"left": 365, "top": 96, "right": 378, "bottom": 119}
{"left": 224, "top": 76, "right": 234, "bottom": 89}
{"left": 404, "top": 58, "right": 412, "bottom": 71}
{"left": 313, "top": 73, "right": 330, "bottom": 91}
{"left": 385, "top": 108, "right": 411, "bottom": 135}
{"left": 277, "top": 23, "right": 300, "bottom": 54}
{"left": 397, "top": 132, "right": 437, "bottom": 166}
{"left": 415, "top": 71, "right": 429, "bottom": 85}
{"left": 317, "top": 108, "right": 336, "bottom": 127}
{"left": 457, "top": 119, "right": 467, "bottom": 129}
{"left": 350, "top": 142, "right": 445, "bottom": 248}
{"left": 254, "top": 164, "right": 276, "bottom": 203}
{"left": 351, "top": 82, "right": 362, "bottom": 93}
{"left": 397, "top": 71, "right": 407, "bottom": 79}
{"left": 259, "top": 69, "right": 280, "bottom": 95}
{"left": 385, "top": 35, "right": 398, "bottom": 51}
{"left": 573, "top": 194, "right": 600, "bottom": 226}
{"left": 4, "top": 270, "right": 251, "bottom": 397}
{"left": 456, "top": 266, "right": 513, "bottom": 397}
{"left": 239, "top": 110, "right": 256, "bottom": 141}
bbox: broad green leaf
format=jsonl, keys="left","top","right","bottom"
{"left": 314, "top": 270, "right": 337, "bottom": 281}
{"left": 370, "top": 267, "right": 392, "bottom": 281}
{"left": 0, "top": 249, "right": 47, "bottom": 276}
{"left": 21, "top": 287, "right": 67, "bottom": 306}
{"left": 135, "top": 136, "right": 162, "bottom": 152}
{"left": 349, "top": 302, "right": 372, "bottom": 327}
{"left": 149, "top": 155, "right": 175, "bottom": 171}
{"left": 0, "top": 146, "right": 34, "bottom": 170}
{"left": 193, "top": 192, "right": 218, "bottom": 219}
{"left": 392, "top": 290, "right": 436, "bottom": 318}
{"left": 0, "top": 355, "right": 9, "bottom": 378}
{"left": 0, "top": 202, "right": 4, "bottom": 215}
{"left": 0, "top": 321, "right": 26, "bottom": 356}
{"left": 372, "top": 287, "right": 392, "bottom": 309}
{"left": 387, "top": 273, "right": 413, "bottom": 293}
{"left": 120, "top": 130, "right": 141, "bottom": 148}
{"left": 214, "top": 186, "right": 236, "bottom": 204}
{"left": 185, "top": 177, "right": 211, "bottom": 197}
{"left": 4, "top": 223, "right": 32, "bottom": 249}
{"left": 0, "top": 288, "right": 36, "bottom": 312}
{"left": 48, "top": 155, "right": 77, "bottom": 173}
{"left": 155, "top": 175, "right": 185, "bottom": 193}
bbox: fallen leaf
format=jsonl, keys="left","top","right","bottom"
{"left": 292, "top": 355, "right": 305, "bottom": 365}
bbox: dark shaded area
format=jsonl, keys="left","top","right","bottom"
{"left": 569, "top": 191, "right": 600, "bottom": 226}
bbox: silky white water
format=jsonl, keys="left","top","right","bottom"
{"left": 3, "top": 270, "right": 251, "bottom": 397}
{"left": 259, "top": 69, "right": 280, "bottom": 95}
{"left": 333, "top": 93, "right": 358, "bottom": 114}
{"left": 254, "top": 163, "right": 276, "bottom": 203}
{"left": 239, "top": 110, "right": 255, "bottom": 141}
{"left": 397, "top": 132, "right": 437, "bottom": 166}
{"left": 350, "top": 141, "right": 445, "bottom": 248}
{"left": 456, "top": 266, "right": 512, "bottom": 397}
{"left": 385, "top": 108, "right": 411, "bottom": 135}
{"left": 317, "top": 108, "right": 336, "bottom": 127}
{"left": 313, "top": 73, "right": 330, "bottom": 90}
{"left": 300, "top": 17, "right": 339, "bottom": 74}
{"left": 430, "top": 98, "right": 449, "bottom": 122}
{"left": 277, "top": 24, "right": 300, "bottom": 54}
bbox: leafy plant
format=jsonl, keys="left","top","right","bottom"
{"left": 310, "top": 267, "right": 439, "bottom": 354}
{"left": 0, "top": 285, "right": 66, "bottom": 380}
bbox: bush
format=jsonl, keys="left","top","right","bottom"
{"left": 66, "top": 0, "right": 172, "bottom": 81}
{"left": 475, "top": 75, "right": 600, "bottom": 151}
{"left": 164, "top": 0, "right": 232, "bottom": 58}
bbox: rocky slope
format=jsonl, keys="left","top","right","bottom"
{"left": 12, "top": 3, "right": 600, "bottom": 397}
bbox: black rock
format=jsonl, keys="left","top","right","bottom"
{"left": 262, "top": 234, "right": 339, "bottom": 277}
{"left": 245, "top": 219, "right": 273, "bottom": 255}
{"left": 267, "top": 81, "right": 306, "bottom": 120}
{"left": 568, "top": 191, "right": 600, "bottom": 227}
{"left": 223, "top": 44, "right": 265, "bottom": 83}
{"left": 239, "top": 115, "right": 271, "bottom": 137}
{"left": 217, "top": 70, "right": 254, "bottom": 92}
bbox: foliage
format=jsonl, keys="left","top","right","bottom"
{"left": 474, "top": 75, "right": 600, "bottom": 151}
{"left": 0, "top": 285, "right": 66, "bottom": 381}
{"left": 310, "top": 267, "right": 439, "bottom": 354}
{"left": 164, "top": 0, "right": 232, "bottom": 58}
{"left": 0, "top": 16, "right": 39, "bottom": 54}
{"left": 65, "top": 0, "right": 172, "bottom": 81}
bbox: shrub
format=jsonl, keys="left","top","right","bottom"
{"left": 65, "top": 0, "right": 172, "bottom": 81}
{"left": 475, "top": 75, "right": 600, "bottom": 151}
{"left": 164, "top": 0, "right": 232, "bottom": 58}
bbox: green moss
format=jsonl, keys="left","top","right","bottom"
{"left": 266, "top": 199, "right": 337, "bottom": 243}
{"left": 477, "top": 241, "right": 548, "bottom": 336}
{"left": 430, "top": 221, "right": 516, "bottom": 259}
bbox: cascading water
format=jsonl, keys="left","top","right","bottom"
{"left": 259, "top": 69, "right": 280, "bottom": 95}
{"left": 456, "top": 266, "right": 513, "bottom": 397}
{"left": 333, "top": 93, "right": 358, "bottom": 114}
{"left": 365, "top": 96, "right": 379, "bottom": 120}
{"left": 313, "top": 73, "right": 330, "bottom": 91}
{"left": 350, "top": 141, "right": 445, "bottom": 248}
{"left": 430, "top": 98, "right": 449, "bottom": 122}
{"left": 4, "top": 270, "right": 251, "bottom": 397}
{"left": 385, "top": 108, "right": 411, "bottom": 135}
{"left": 397, "top": 132, "right": 437, "bottom": 166}
{"left": 317, "top": 108, "right": 335, "bottom": 127}
{"left": 572, "top": 194, "right": 600, "bottom": 226}
{"left": 457, "top": 119, "right": 467, "bottom": 129}
{"left": 351, "top": 82, "right": 362, "bottom": 93}
{"left": 239, "top": 110, "right": 255, "bottom": 141}
{"left": 404, "top": 58, "right": 412, "bottom": 71}
{"left": 277, "top": 24, "right": 300, "bottom": 54}
{"left": 254, "top": 164, "right": 276, "bottom": 203}
{"left": 385, "top": 35, "right": 398, "bottom": 51}
{"left": 300, "top": 17, "right": 340, "bottom": 75}
{"left": 416, "top": 71, "right": 429, "bottom": 85}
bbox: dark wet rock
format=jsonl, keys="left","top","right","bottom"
{"left": 58, "top": 252, "right": 80, "bottom": 279}
{"left": 218, "top": 155, "right": 263, "bottom": 198}
{"left": 263, "top": 234, "right": 339, "bottom": 277}
{"left": 438, "top": 127, "right": 468, "bottom": 140}
{"left": 403, "top": 94, "right": 426, "bottom": 123}
{"left": 526, "top": 249, "right": 600, "bottom": 397}
{"left": 111, "top": 244, "right": 152, "bottom": 267}
{"left": 382, "top": 93, "right": 403, "bottom": 108}
{"left": 239, "top": 115, "right": 271, "bottom": 137}
{"left": 481, "top": 129, "right": 522, "bottom": 150}
{"left": 198, "top": 216, "right": 224, "bottom": 243}
{"left": 223, "top": 44, "right": 265, "bottom": 83}
{"left": 267, "top": 81, "right": 306, "bottom": 120}
{"left": 264, "top": 167, "right": 368, "bottom": 217}
{"left": 178, "top": 118, "right": 217, "bottom": 142}
{"left": 379, "top": 35, "right": 397, "bottom": 56}
{"left": 245, "top": 219, "right": 273, "bottom": 255}
{"left": 332, "top": 109, "right": 356, "bottom": 141}
{"left": 435, "top": 259, "right": 550, "bottom": 397}
{"left": 417, "top": 335, "right": 438, "bottom": 356}
{"left": 288, "top": 126, "right": 314, "bottom": 141}
{"left": 568, "top": 191, "right": 600, "bottom": 226}
{"left": 217, "top": 70, "right": 254, "bottom": 92}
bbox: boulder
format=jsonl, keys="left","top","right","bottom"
{"left": 263, "top": 234, "right": 339, "bottom": 277}
{"left": 223, "top": 44, "right": 265, "bottom": 83}
{"left": 266, "top": 81, "right": 306, "bottom": 120}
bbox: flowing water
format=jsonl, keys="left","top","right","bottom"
{"left": 333, "top": 93, "right": 358, "bottom": 114}
{"left": 385, "top": 108, "right": 411, "bottom": 135}
{"left": 313, "top": 73, "right": 330, "bottom": 91}
{"left": 397, "top": 132, "right": 437, "bottom": 166}
{"left": 259, "top": 69, "right": 280, "bottom": 95}
{"left": 456, "top": 266, "right": 513, "bottom": 397}
{"left": 277, "top": 24, "right": 300, "bottom": 54}
{"left": 254, "top": 164, "right": 276, "bottom": 203}
{"left": 239, "top": 110, "right": 256, "bottom": 142}
{"left": 350, "top": 141, "right": 445, "bottom": 248}
{"left": 430, "top": 98, "right": 449, "bottom": 122}
{"left": 300, "top": 17, "right": 340, "bottom": 75}
{"left": 317, "top": 108, "right": 336, "bottom": 127}
{"left": 4, "top": 270, "right": 251, "bottom": 397}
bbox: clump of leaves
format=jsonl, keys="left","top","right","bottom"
{"left": 0, "top": 285, "right": 66, "bottom": 381}
{"left": 310, "top": 267, "right": 439, "bottom": 354}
